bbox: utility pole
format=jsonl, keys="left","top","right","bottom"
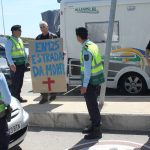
{"left": 1, "top": 0, "right": 5, "bottom": 35}
{"left": 99, "top": 0, "right": 117, "bottom": 110}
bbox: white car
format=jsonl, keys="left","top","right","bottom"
{"left": 9, "top": 96, "right": 29, "bottom": 149}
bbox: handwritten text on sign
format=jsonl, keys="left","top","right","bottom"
{"left": 30, "top": 38, "right": 67, "bottom": 93}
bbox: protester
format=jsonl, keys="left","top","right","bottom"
{"left": 36, "top": 21, "right": 57, "bottom": 104}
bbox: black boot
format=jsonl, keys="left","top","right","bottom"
{"left": 84, "top": 126, "right": 102, "bottom": 140}
{"left": 39, "top": 93, "right": 48, "bottom": 104}
{"left": 17, "top": 97, "right": 27, "bottom": 103}
{"left": 49, "top": 93, "right": 56, "bottom": 101}
{"left": 39, "top": 98, "right": 48, "bottom": 104}
{"left": 82, "top": 126, "right": 93, "bottom": 134}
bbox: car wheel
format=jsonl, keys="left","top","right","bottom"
{"left": 118, "top": 72, "right": 147, "bottom": 95}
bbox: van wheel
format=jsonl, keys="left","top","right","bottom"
{"left": 118, "top": 72, "right": 147, "bottom": 95}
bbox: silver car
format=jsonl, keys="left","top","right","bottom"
{"left": 9, "top": 97, "right": 29, "bottom": 149}
{"left": 0, "top": 56, "right": 29, "bottom": 149}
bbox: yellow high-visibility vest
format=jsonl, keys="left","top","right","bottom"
{"left": 80, "top": 41, "right": 105, "bottom": 85}
{"left": 8, "top": 36, "right": 26, "bottom": 65}
{"left": 0, "top": 93, "right": 6, "bottom": 118}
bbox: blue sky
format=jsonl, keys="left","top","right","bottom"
{"left": 0, "top": 0, "right": 60, "bottom": 38}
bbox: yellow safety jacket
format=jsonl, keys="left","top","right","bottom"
{"left": 80, "top": 41, "right": 105, "bottom": 85}
{"left": 0, "top": 93, "right": 6, "bottom": 118}
{"left": 8, "top": 36, "right": 26, "bottom": 65}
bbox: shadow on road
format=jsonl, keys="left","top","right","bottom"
{"left": 27, "top": 126, "right": 81, "bottom": 133}
{"left": 23, "top": 103, "right": 62, "bottom": 113}
{"left": 68, "top": 130, "right": 150, "bottom": 150}
{"left": 68, "top": 138, "right": 99, "bottom": 150}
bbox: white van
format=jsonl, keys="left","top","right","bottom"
{"left": 60, "top": 0, "right": 150, "bottom": 95}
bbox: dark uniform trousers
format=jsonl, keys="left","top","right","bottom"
{"left": 10, "top": 64, "right": 25, "bottom": 99}
{"left": 0, "top": 117, "right": 9, "bottom": 150}
{"left": 84, "top": 84, "right": 101, "bottom": 127}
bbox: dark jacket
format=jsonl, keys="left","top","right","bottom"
{"left": 36, "top": 32, "right": 57, "bottom": 40}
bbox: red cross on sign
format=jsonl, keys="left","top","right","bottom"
{"left": 42, "top": 77, "right": 55, "bottom": 91}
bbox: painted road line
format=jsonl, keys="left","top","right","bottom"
{"left": 68, "top": 140, "right": 150, "bottom": 150}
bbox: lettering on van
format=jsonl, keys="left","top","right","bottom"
{"left": 75, "top": 7, "right": 99, "bottom": 14}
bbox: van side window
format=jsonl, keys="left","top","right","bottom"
{"left": 86, "top": 21, "right": 119, "bottom": 43}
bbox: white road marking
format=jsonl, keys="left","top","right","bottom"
{"left": 68, "top": 140, "right": 150, "bottom": 150}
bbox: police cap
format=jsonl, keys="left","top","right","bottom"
{"left": 11, "top": 25, "right": 21, "bottom": 31}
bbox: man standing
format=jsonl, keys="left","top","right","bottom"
{"left": 0, "top": 73, "right": 12, "bottom": 150}
{"left": 76, "top": 27, "right": 105, "bottom": 140}
{"left": 5, "top": 25, "right": 27, "bottom": 103}
{"left": 36, "top": 21, "right": 57, "bottom": 104}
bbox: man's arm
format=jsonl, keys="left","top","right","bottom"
{"left": 5, "top": 40, "right": 14, "bottom": 66}
{"left": 5, "top": 39, "right": 16, "bottom": 72}
{"left": 80, "top": 50, "right": 92, "bottom": 94}
{"left": 0, "top": 73, "right": 11, "bottom": 106}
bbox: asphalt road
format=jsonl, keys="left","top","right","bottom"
{"left": 18, "top": 71, "right": 150, "bottom": 150}
{"left": 18, "top": 127, "right": 150, "bottom": 150}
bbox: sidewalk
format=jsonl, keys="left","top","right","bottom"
{"left": 22, "top": 96, "right": 150, "bottom": 131}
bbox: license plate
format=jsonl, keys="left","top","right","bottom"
{"left": 9, "top": 123, "right": 21, "bottom": 135}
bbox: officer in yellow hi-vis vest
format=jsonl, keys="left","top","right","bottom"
{"left": 0, "top": 73, "right": 12, "bottom": 150}
{"left": 5, "top": 25, "right": 27, "bottom": 103}
{"left": 76, "top": 27, "right": 105, "bottom": 140}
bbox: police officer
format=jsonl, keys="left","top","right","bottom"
{"left": 76, "top": 27, "right": 105, "bottom": 140}
{"left": 0, "top": 73, "right": 12, "bottom": 150}
{"left": 5, "top": 25, "right": 27, "bottom": 103}
{"left": 36, "top": 21, "right": 57, "bottom": 104}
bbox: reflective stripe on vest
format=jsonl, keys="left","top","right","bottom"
{"left": 9, "top": 36, "right": 25, "bottom": 59}
{"left": 80, "top": 41, "right": 105, "bottom": 85}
